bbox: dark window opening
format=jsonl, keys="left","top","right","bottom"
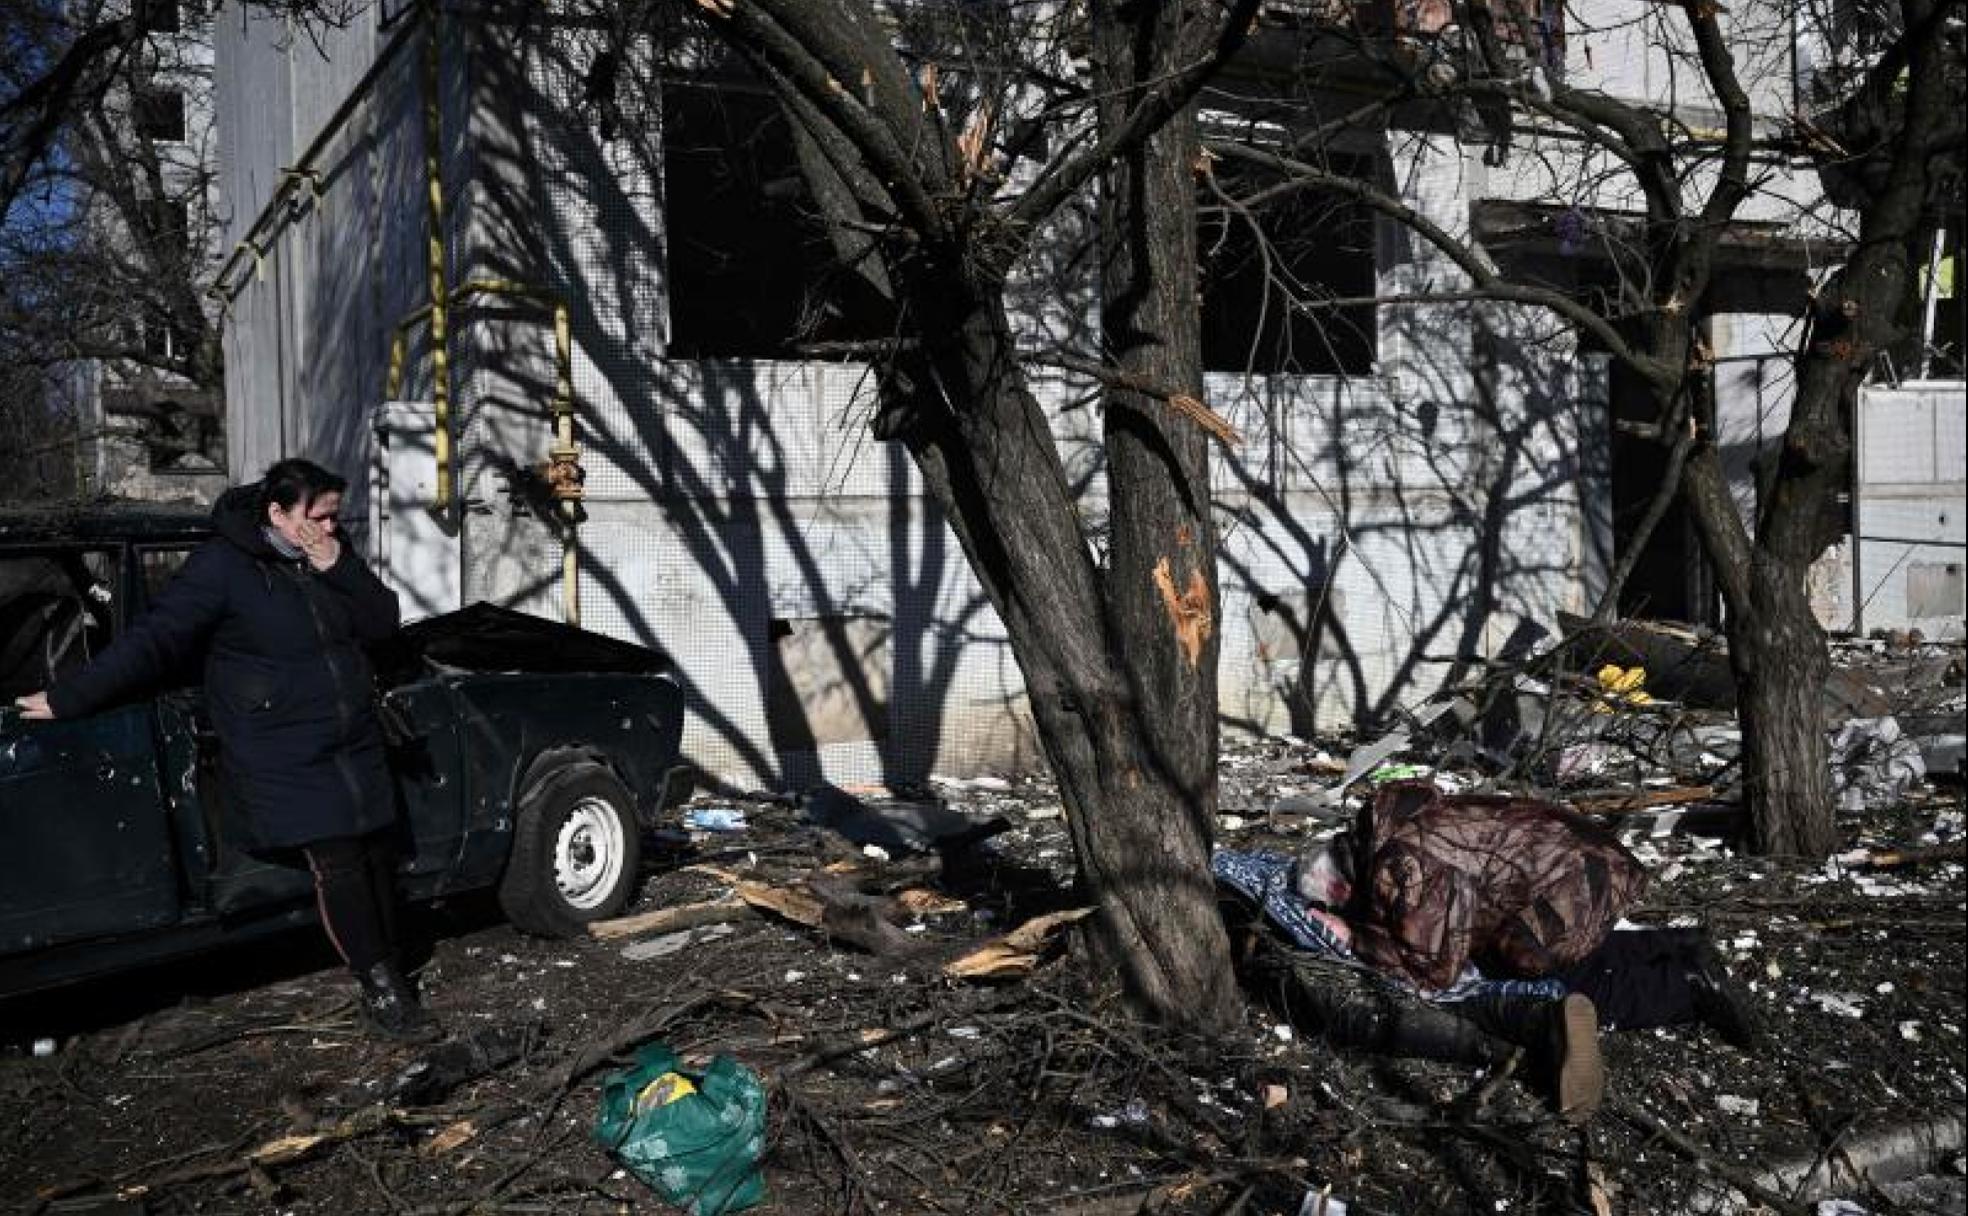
{"left": 146, "top": 0, "right": 180, "bottom": 33}
{"left": 1199, "top": 157, "right": 1379, "bottom": 376}
{"left": 143, "top": 197, "right": 190, "bottom": 249}
{"left": 662, "top": 83, "right": 889, "bottom": 358}
{"left": 144, "top": 0, "right": 181, "bottom": 33}
{"left": 133, "top": 89, "right": 186, "bottom": 143}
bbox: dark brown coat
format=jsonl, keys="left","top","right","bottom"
{"left": 1343, "top": 782, "right": 1647, "bottom": 991}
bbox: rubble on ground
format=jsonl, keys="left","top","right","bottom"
{"left": 0, "top": 623, "right": 1960, "bottom": 1214}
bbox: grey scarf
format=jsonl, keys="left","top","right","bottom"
{"left": 262, "top": 525, "right": 303, "bottom": 561}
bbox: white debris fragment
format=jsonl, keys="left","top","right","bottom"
{"left": 784, "top": 970, "right": 806, "bottom": 983}
{"left": 1900, "top": 1021, "right": 1923, "bottom": 1042}
{"left": 1812, "top": 992, "right": 1867, "bottom": 1019}
{"left": 1716, "top": 1094, "right": 1760, "bottom": 1117}
{"left": 1273, "top": 1023, "right": 1294, "bottom": 1042}
{"left": 862, "top": 844, "right": 890, "bottom": 862}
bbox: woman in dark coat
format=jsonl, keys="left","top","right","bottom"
{"left": 15, "top": 458, "right": 439, "bottom": 1041}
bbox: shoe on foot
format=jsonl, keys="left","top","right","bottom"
{"left": 1546, "top": 993, "right": 1605, "bottom": 1125}
{"left": 1687, "top": 940, "right": 1760, "bottom": 1051}
{"left": 357, "top": 961, "right": 442, "bottom": 1043}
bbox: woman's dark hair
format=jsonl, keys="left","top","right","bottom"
{"left": 258, "top": 458, "right": 347, "bottom": 515}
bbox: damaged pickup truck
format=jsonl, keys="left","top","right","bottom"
{"left": 0, "top": 504, "right": 684, "bottom": 996}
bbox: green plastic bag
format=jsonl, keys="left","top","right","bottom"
{"left": 594, "top": 1043, "right": 767, "bottom": 1215}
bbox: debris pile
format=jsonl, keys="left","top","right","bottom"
{"left": 0, "top": 621, "right": 1960, "bottom": 1215}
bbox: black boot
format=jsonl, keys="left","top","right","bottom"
{"left": 1686, "top": 938, "right": 1760, "bottom": 1050}
{"left": 357, "top": 961, "right": 442, "bottom": 1043}
{"left": 1456, "top": 990, "right": 1605, "bottom": 1124}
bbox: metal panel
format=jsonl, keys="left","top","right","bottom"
{"left": 1852, "top": 383, "right": 1968, "bottom": 633}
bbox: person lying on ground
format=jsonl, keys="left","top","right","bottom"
{"left": 1290, "top": 780, "right": 1757, "bottom": 1121}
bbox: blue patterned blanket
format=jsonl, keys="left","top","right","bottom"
{"left": 1212, "top": 849, "right": 1564, "bottom": 1005}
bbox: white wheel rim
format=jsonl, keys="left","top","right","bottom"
{"left": 553, "top": 796, "right": 626, "bottom": 911}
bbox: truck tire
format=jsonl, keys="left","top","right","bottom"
{"left": 498, "top": 761, "right": 643, "bottom": 937}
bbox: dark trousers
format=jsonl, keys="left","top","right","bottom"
{"left": 303, "top": 830, "right": 402, "bottom": 974}
{"left": 1555, "top": 928, "right": 1703, "bottom": 1030}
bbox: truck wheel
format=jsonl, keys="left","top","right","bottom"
{"left": 498, "top": 762, "right": 643, "bottom": 937}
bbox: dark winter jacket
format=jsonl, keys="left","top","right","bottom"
{"left": 47, "top": 484, "right": 402, "bottom": 849}
{"left": 1341, "top": 782, "right": 1647, "bottom": 992}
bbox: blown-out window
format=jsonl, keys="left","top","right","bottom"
{"left": 133, "top": 89, "right": 186, "bottom": 143}
{"left": 662, "top": 83, "right": 887, "bottom": 358}
{"left": 1199, "top": 155, "right": 1379, "bottom": 376}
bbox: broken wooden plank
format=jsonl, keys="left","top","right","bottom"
{"left": 1852, "top": 842, "right": 1967, "bottom": 870}
{"left": 589, "top": 895, "right": 748, "bottom": 940}
{"left": 943, "top": 908, "right": 1095, "bottom": 980}
{"left": 1571, "top": 785, "right": 1715, "bottom": 815}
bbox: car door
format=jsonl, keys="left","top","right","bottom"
{"left": 0, "top": 545, "right": 181, "bottom": 956}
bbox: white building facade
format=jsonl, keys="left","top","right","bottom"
{"left": 209, "top": 0, "right": 1950, "bottom": 790}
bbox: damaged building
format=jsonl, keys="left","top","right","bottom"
{"left": 206, "top": 0, "right": 1966, "bottom": 791}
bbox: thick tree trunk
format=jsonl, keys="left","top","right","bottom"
{"left": 1726, "top": 569, "right": 1839, "bottom": 856}
{"left": 890, "top": 284, "right": 1237, "bottom": 1029}
{"left": 1677, "top": 0, "right": 1951, "bottom": 859}
{"left": 1682, "top": 411, "right": 1844, "bottom": 857}
{"left": 699, "top": 0, "right": 1248, "bottom": 1028}
{"left": 1083, "top": 0, "right": 1238, "bottom": 1028}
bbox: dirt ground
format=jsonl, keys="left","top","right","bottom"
{"left": 2, "top": 745, "right": 1963, "bottom": 1216}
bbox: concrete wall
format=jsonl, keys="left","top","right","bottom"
{"left": 213, "top": 1, "right": 445, "bottom": 551}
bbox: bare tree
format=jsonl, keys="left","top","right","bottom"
{"left": 2, "top": 0, "right": 228, "bottom": 498}
{"left": 1198, "top": 0, "right": 1963, "bottom": 856}
{"left": 669, "top": 0, "right": 1262, "bottom": 1027}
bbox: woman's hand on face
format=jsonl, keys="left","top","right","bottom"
{"left": 294, "top": 518, "right": 342, "bottom": 571}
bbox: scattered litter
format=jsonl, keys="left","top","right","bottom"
{"left": 1828, "top": 717, "right": 1928, "bottom": 813}
{"left": 595, "top": 1043, "right": 767, "bottom": 1215}
{"left": 683, "top": 807, "right": 749, "bottom": 833}
{"left": 1813, "top": 992, "right": 1868, "bottom": 1019}
{"left": 1593, "top": 664, "right": 1654, "bottom": 712}
{"left": 1090, "top": 1097, "right": 1150, "bottom": 1129}
{"left": 1296, "top": 1186, "right": 1351, "bottom": 1216}
{"left": 1717, "top": 1094, "right": 1760, "bottom": 1117}
{"left": 620, "top": 922, "right": 738, "bottom": 962}
{"left": 1367, "top": 763, "right": 1431, "bottom": 785}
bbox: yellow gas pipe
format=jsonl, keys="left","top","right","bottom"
{"left": 420, "top": 0, "right": 452, "bottom": 514}
{"left": 386, "top": 278, "right": 584, "bottom": 625}
{"left": 394, "top": 0, "right": 581, "bottom": 625}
